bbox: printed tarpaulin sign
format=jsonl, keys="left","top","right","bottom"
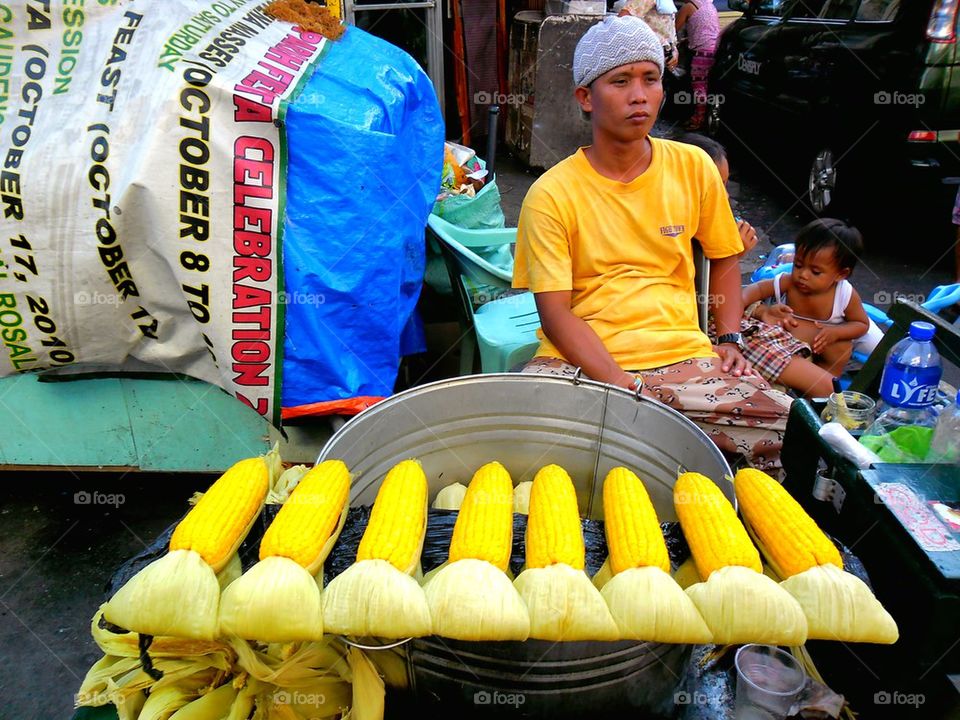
{"left": 0, "top": 1, "right": 328, "bottom": 425}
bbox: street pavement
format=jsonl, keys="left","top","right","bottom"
{"left": 1, "top": 138, "right": 957, "bottom": 720}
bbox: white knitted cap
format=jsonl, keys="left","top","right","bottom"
{"left": 573, "top": 15, "right": 665, "bottom": 88}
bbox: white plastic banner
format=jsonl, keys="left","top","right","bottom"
{"left": 0, "top": 1, "right": 327, "bottom": 424}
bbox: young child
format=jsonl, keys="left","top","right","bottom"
{"left": 679, "top": 133, "right": 837, "bottom": 397}
{"left": 742, "top": 218, "right": 874, "bottom": 377}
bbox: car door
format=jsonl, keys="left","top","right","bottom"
{"left": 712, "top": 0, "right": 788, "bottom": 117}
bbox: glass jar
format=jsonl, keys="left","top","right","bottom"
{"left": 820, "top": 391, "right": 877, "bottom": 434}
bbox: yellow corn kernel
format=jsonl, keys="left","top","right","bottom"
{"left": 735, "top": 468, "right": 842, "bottom": 578}
{"left": 674, "top": 472, "right": 761, "bottom": 581}
{"left": 525, "top": 465, "right": 585, "bottom": 570}
{"left": 259, "top": 459, "right": 351, "bottom": 571}
{"left": 170, "top": 457, "right": 269, "bottom": 571}
{"left": 602, "top": 467, "right": 670, "bottom": 575}
{"left": 448, "top": 462, "right": 514, "bottom": 572}
{"left": 356, "top": 459, "right": 428, "bottom": 572}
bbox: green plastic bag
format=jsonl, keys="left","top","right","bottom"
{"left": 860, "top": 425, "right": 934, "bottom": 463}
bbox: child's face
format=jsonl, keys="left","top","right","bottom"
{"left": 791, "top": 247, "right": 850, "bottom": 295}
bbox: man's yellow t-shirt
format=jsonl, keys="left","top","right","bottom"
{"left": 513, "top": 138, "right": 743, "bottom": 371}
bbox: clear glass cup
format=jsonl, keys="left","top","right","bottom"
{"left": 734, "top": 644, "right": 806, "bottom": 720}
{"left": 820, "top": 391, "right": 877, "bottom": 435}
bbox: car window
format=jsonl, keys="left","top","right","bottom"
{"left": 817, "top": 0, "right": 858, "bottom": 19}
{"left": 754, "top": 0, "right": 790, "bottom": 17}
{"left": 855, "top": 0, "right": 898, "bottom": 21}
{"left": 785, "top": 0, "right": 828, "bottom": 19}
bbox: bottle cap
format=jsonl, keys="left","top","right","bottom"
{"left": 908, "top": 321, "right": 936, "bottom": 342}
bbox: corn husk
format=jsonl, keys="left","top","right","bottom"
{"left": 424, "top": 558, "right": 530, "bottom": 640}
{"left": 168, "top": 682, "right": 238, "bottom": 719}
{"left": 322, "top": 559, "right": 432, "bottom": 638}
{"left": 780, "top": 563, "right": 898, "bottom": 643}
{"left": 221, "top": 557, "right": 326, "bottom": 642}
{"left": 229, "top": 638, "right": 351, "bottom": 688}
{"left": 268, "top": 464, "right": 310, "bottom": 504}
{"left": 512, "top": 481, "right": 533, "bottom": 515}
{"left": 685, "top": 565, "right": 808, "bottom": 645}
{"left": 344, "top": 647, "right": 385, "bottom": 720}
{"left": 431, "top": 483, "right": 467, "bottom": 510}
{"left": 103, "top": 549, "right": 222, "bottom": 639}
{"left": 600, "top": 566, "right": 713, "bottom": 643}
{"left": 366, "top": 647, "right": 408, "bottom": 689}
{"left": 137, "top": 673, "right": 216, "bottom": 720}
{"left": 672, "top": 558, "right": 701, "bottom": 590}
{"left": 91, "top": 606, "right": 234, "bottom": 663}
{"left": 514, "top": 564, "right": 619, "bottom": 641}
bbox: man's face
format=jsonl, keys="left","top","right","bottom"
{"left": 576, "top": 61, "right": 663, "bottom": 141}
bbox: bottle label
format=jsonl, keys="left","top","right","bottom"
{"left": 879, "top": 365, "right": 941, "bottom": 409}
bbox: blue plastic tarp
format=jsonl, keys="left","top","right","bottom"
{"left": 281, "top": 26, "right": 443, "bottom": 414}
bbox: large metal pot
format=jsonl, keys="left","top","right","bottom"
{"left": 318, "top": 373, "right": 732, "bottom": 718}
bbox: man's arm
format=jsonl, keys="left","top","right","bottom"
{"left": 708, "top": 254, "right": 753, "bottom": 375}
{"left": 534, "top": 291, "right": 637, "bottom": 390}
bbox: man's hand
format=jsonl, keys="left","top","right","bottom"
{"left": 737, "top": 219, "right": 758, "bottom": 255}
{"left": 714, "top": 343, "right": 754, "bottom": 377}
{"left": 812, "top": 322, "right": 841, "bottom": 354}
{"left": 756, "top": 303, "right": 798, "bottom": 330}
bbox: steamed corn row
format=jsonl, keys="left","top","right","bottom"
{"left": 674, "top": 472, "right": 807, "bottom": 645}
{"left": 513, "top": 465, "right": 619, "bottom": 641}
{"left": 220, "top": 460, "right": 352, "bottom": 642}
{"left": 735, "top": 469, "right": 898, "bottom": 644}
{"left": 603, "top": 467, "right": 670, "bottom": 575}
{"left": 597, "top": 468, "right": 712, "bottom": 643}
{"left": 525, "top": 465, "right": 585, "bottom": 570}
{"left": 424, "top": 462, "right": 530, "bottom": 640}
{"left": 674, "top": 471, "right": 762, "bottom": 581}
{"left": 103, "top": 457, "right": 271, "bottom": 639}
{"left": 322, "top": 459, "right": 433, "bottom": 638}
{"left": 735, "top": 468, "right": 842, "bottom": 578}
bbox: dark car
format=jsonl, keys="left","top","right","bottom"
{"left": 708, "top": 0, "right": 960, "bottom": 220}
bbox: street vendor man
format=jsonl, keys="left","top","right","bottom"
{"left": 513, "top": 14, "right": 793, "bottom": 473}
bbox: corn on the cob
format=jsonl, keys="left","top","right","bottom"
{"left": 220, "top": 460, "right": 352, "bottom": 642}
{"left": 514, "top": 465, "right": 619, "bottom": 641}
{"left": 259, "top": 459, "right": 351, "bottom": 573}
{"left": 595, "top": 468, "right": 712, "bottom": 643}
{"left": 356, "top": 459, "right": 429, "bottom": 573}
{"left": 432, "top": 482, "right": 467, "bottom": 510}
{"left": 322, "top": 459, "right": 432, "bottom": 638}
{"left": 734, "top": 468, "right": 842, "bottom": 578}
{"left": 424, "top": 462, "right": 530, "bottom": 640}
{"left": 674, "top": 471, "right": 762, "bottom": 581}
{"left": 103, "top": 457, "right": 270, "bottom": 639}
{"left": 603, "top": 467, "right": 670, "bottom": 575}
{"left": 448, "top": 462, "right": 513, "bottom": 571}
{"left": 674, "top": 472, "right": 807, "bottom": 645}
{"left": 525, "top": 464, "right": 585, "bottom": 570}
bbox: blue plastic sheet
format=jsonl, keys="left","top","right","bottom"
{"left": 281, "top": 26, "right": 443, "bottom": 412}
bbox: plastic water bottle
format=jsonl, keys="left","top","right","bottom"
{"left": 860, "top": 322, "right": 942, "bottom": 462}
{"left": 929, "top": 390, "right": 960, "bottom": 464}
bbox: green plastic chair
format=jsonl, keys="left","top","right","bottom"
{"left": 426, "top": 214, "right": 541, "bottom": 374}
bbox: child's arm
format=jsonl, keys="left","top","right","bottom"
{"left": 811, "top": 288, "right": 870, "bottom": 355}
{"left": 741, "top": 278, "right": 776, "bottom": 308}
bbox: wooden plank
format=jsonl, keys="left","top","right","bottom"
{"left": 122, "top": 377, "right": 270, "bottom": 472}
{"left": 0, "top": 375, "right": 137, "bottom": 467}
